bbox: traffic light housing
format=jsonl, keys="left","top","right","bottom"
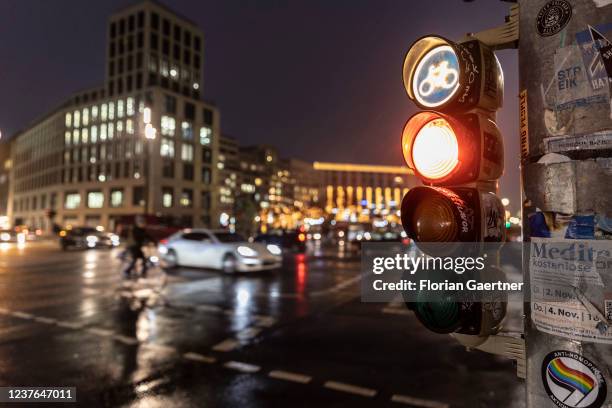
{"left": 400, "top": 35, "right": 506, "bottom": 341}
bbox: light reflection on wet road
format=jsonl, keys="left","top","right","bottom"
{"left": 0, "top": 240, "right": 525, "bottom": 407}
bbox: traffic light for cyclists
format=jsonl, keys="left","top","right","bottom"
{"left": 400, "top": 35, "right": 506, "bottom": 341}
{"left": 400, "top": 35, "right": 505, "bottom": 246}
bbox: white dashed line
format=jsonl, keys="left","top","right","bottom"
{"left": 196, "top": 304, "right": 223, "bottom": 313}
{"left": 113, "top": 334, "right": 140, "bottom": 345}
{"left": 237, "top": 327, "right": 261, "bottom": 339}
{"left": 268, "top": 370, "right": 312, "bottom": 384}
{"left": 255, "top": 316, "right": 276, "bottom": 327}
{"left": 11, "top": 311, "right": 34, "bottom": 319}
{"left": 86, "top": 327, "right": 114, "bottom": 337}
{"left": 141, "top": 343, "right": 177, "bottom": 354}
{"left": 212, "top": 339, "right": 239, "bottom": 352}
{"left": 391, "top": 394, "right": 450, "bottom": 408}
{"left": 324, "top": 381, "right": 377, "bottom": 397}
{"left": 55, "top": 321, "right": 85, "bottom": 330}
{"left": 183, "top": 352, "right": 216, "bottom": 364}
{"left": 224, "top": 361, "right": 261, "bottom": 373}
{"left": 382, "top": 307, "right": 412, "bottom": 316}
{"left": 33, "top": 316, "right": 57, "bottom": 324}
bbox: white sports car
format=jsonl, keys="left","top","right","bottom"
{"left": 158, "top": 229, "right": 282, "bottom": 273}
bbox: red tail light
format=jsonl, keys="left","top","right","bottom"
{"left": 160, "top": 239, "right": 168, "bottom": 245}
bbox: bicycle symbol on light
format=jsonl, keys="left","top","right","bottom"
{"left": 418, "top": 60, "right": 459, "bottom": 97}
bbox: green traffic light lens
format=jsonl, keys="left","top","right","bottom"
{"left": 413, "top": 299, "right": 461, "bottom": 334}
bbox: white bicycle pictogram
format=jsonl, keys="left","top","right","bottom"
{"left": 418, "top": 60, "right": 459, "bottom": 97}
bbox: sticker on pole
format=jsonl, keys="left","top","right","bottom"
{"left": 536, "top": 0, "right": 572, "bottom": 37}
{"left": 542, "top": 350, "right": 607, "bottom": 408}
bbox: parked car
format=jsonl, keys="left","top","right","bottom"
{"left": 59, "top": 227, "right": 120, "bottom": 250}
{"left": 158, "top": 229, "right": 282, "bottom": 273}
{"left": 254, "top": 229, "right": 306, "bottom": 253}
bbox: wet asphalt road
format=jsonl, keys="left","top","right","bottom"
{"left": 0, "top": 241, "right": 525, "bottom": 407}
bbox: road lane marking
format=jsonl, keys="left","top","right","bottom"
{"left": 324, "top": 381, "right": 377, "bottom": 397}
{"left": 183, "top": 352, "right": 216, "bottom": 364}
{"left": 113, "top": 334, "right": 139, "bottom": 345}
{"left": 86, "top": 327, "right": 114, "bottom": 337}
{"left": 141, "top": 343, "right": 176, "bottom": 354}
{"left": 224, "top": 361, "right": 261, "bottom": 373}
{"left": 55, "top": 321, "right": 85, "bottom": 330}
{"left": 255, "top": 316, "right": 276, "bottom": 327}
{"left": 10, "top": 311, "right": 34, "bottom": 319}
{"left": 237, "top": 327, "right": 261, "bottom": 339}
{"left": 33, "top": 316, "right": 57, "bottom": 324}
{"left": 391, "top": 394, "right": 450, "bottom": 408}
{"left": 196, "top": 304, "right": 223, "bottom": 313}
{"left": 382, "top": 307, "right": 412, "bottom": 316}
{"left": 269, "top": 370, "right": 312, "bottom": 384}
{"left": 212, "top": 339, "right": 239, "bottom": 352}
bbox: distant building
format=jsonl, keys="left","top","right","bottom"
{"left": 313, "top": 161, "right": 418, "bottom": 222}
{"left": 0, "top": 141, "right": 11, "bottom": 228}
{"left": 8, "top": 1, "right": 221, "bottom": 231}
{"left": 216, "top": 134, "right": 240, "bottom": 225}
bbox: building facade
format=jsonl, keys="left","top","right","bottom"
{"left": 0, "top": 141, "right": 11, "bottom": 228}
{"left": 8, "top": 1, "right": 221, "bottom": 231}
{"left": 313, "top": 161, "right": 419, "bottom": 223}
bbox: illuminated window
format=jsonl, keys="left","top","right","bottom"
{"left": 91, "top": 125, "right": 98, "bottom": 143}
{"left": 180, "top": 189, "right": 193, "bottom": 207}
{"left": 117, "top": 100, "right": 125, "bottom": 118}
{"left": 181, "top": 144, "right": 193, "bottom": 162}
{"left": 65, "top": 113, "right": 72, "bottom": 128}
{"left": 126, "top": 97, "right": 135, "bottom": 116}
{"left": 110, "top": 189, "right": 123, "bottom": 207}
{"left": 101, "top": 103, "right": 108, "bottom": 121}
{"left": 108, "top": 102, "right": 115, "bottom": 120}
{"left": 81, "top": 128, "right": 88, "bottom": 144}
{"left": 162, "top": 187, "right": 173, "bottom": 208}
{"left": 181, "top": 121, "right": 193, "bottom": 140}
{"left": 161, "top": 115, "right": 175, "bottom": 136}
{"left": 108, "top": 122, "right": 114, "bottom": 139}
{"left": 73, "top": 110, "right": 80, "bottom": 128}
{"left": 199, "top": 126, "right": 211, "bottom": 145}
{"left": 116, "top": 120, "right": 124, "bottom": 133}
{"left": 72, "top": 129, "right": 80, "bottom": 145}
{"left": 135, "top": 140, "right": 143, "bottom": 155}
{"left": 100, "top": 124, "right": 107, "bottom": 141}
{"left": 87, "top": 191, "right": 104, "bottom": 209}
{"left": 160, "top": 138, "right": 174, "bottom": 157}
{"left": 65, "top": 131, "right": 71, "bottom": 146}
{"left": 126, "top": 119, "right": 134, "bottom": 134}
{"left": 82, "top": 108, "right": 89, "bottom": 126}
{"left": 91, "top": 105, "right": 99, "bottom": 121}
{"left": 64, "top": 192, "right": 81, "bottom": 209}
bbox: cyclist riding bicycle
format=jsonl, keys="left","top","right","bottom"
{"left": 123, "top": 216, "right": 154, "bottom": 278}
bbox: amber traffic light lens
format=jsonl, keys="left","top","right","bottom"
{"left": 409, "top": 191, "right": 458, "bottom": 242}
{"left": 411, "top": 118, "right": 459, "bottom": 181}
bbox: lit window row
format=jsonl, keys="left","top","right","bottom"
{"left": 64, "top": 120, "right": 135, "bottom": 146}
{"left": 65, "top": 97, "right": 136, "bottom": 128}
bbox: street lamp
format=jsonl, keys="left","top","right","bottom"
{"left": 501, "top": 197, "right": 510, "bottom": 206}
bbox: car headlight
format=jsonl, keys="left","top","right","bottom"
{"left": 86, "top": 235, "right": 99, "bottom": 243}
{"left": 237, "top": 246, "right": 258, "bottom": 257}
{"left": 158, "top": 246, "right": 168, "bottom": 254}
{"left": 266, "top": 244, "right": 282, "bottom": 255}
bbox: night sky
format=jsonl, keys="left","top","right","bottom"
{"left": 0, "top": 0, "right": 520, "bottom": 212}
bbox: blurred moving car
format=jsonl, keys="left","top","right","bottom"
{"left": 0, "top": 230, "right": 25, "bottom": 243}
{"left": 158, "top": 229, "right": 282, "bottom": 273}
{"left": 254, "top": 229, "right": 306, "bottom": 253}
{"left": 59, "top": 227, "right": 120, "bottom": 250}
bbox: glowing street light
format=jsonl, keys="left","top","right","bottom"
{"left": 501, "top": 197, "right": 510, "bottom": 206}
